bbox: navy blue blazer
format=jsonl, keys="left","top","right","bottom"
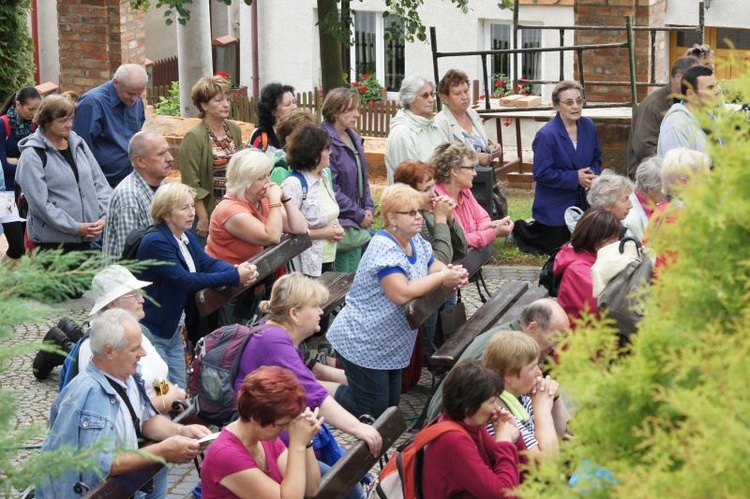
{"left": 531, "top": 114, "right": 602, "bottom": 226}
{"left": 137, "top": 223, "right": 239, "bottom": 340}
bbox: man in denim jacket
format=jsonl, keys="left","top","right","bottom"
{"left": 35, "top": 309, "right": 210, "bottom": 498}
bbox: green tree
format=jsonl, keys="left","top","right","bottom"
{"left": 130, "top": 0, "right": 471, "bottom": 94}
{"left": 0, "top": 0, "right": 34, "bottom": 102}
{"left": 516, "top": 73, "right": 750, "bottom": 497}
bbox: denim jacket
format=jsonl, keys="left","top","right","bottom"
{"left": 35, "top": 363, "right": 154, "bottom": 498}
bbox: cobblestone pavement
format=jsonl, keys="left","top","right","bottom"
{"left": 4, "top": 265, "right": 540, "bottom": 497}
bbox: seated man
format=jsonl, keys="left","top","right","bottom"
{"left": 425, "top": 298, "right": 569, "bottom": 423}
{"left": 35, "top": 308, "right": 210, "bottom": 498}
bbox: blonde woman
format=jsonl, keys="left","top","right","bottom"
{"left": 137, "top": 182, "right": 258, "bottom": 387}
{"left": 327, "top": 184, "right": 469, "bottom": 418}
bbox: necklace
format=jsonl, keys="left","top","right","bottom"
{"left": 250, "top": 441, "right": 265, "bottom": 470}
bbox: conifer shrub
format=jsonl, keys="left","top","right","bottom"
{"left": 516, "top": 72, "right": 750, "bottom": 498}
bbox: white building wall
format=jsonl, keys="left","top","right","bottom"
{"left": 37, "top": 0, "right": 60, "bottom": 84}
{"left": 666, "top": 0, "right": 750, "bottom": 28}
{"left": 237, "top": 0, "right": 574, "bottom": 102}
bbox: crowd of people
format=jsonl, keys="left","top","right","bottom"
{"left": 3, "top": 49, "right": 721, "bottom": 496}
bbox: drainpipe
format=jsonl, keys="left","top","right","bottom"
{"left": 252, "top": 0, "right": 259, "bottom": 101}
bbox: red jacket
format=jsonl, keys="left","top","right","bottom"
{"left": 421, "top": 416, "right": 520, "bottom": 498}
{"left": 553, "top": 243, "right": 598, "bottom": 324}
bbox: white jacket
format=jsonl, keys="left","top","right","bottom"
{"left": 385, "top": 109, "right": 447, "bottom": 184}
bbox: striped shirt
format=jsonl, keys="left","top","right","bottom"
{"left": 486, "top": 394, "right": 538, "bottom": 450}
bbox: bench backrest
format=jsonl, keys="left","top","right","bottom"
{"left": 315, "top": 406, "right": 407, "bottom": 499}
{"left": 318, "top": 271, "right": 355, "bottom": 316}
{"left": 84, "top": 462, "right": 162, "bottom": 498}
{"left": 430, "top": 281, "right": 530, "bottom": 369}
{"left": 196, "top": 233, "right": 312, "bottom": 316}
{"left": 405, "top": 244, "right": 495, "bottom": 330}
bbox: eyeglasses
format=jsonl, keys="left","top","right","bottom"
{"left": 419, "top": 91, "right": 436, "bottom": 99}
{"left": 559, "top": 98, "right": 585, "bottom": 107}
{"left": 395, "top": 210, "right": 422, "bottom": 218}
{"left": 458, "top": 165, "right": 476, "bottom": 171}
{"left": 119, "top": 290, "right": 142, "bottom": 300}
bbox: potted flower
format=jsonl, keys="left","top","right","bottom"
{"left": 352, "top": 73, "right": 384, "bottom": 104}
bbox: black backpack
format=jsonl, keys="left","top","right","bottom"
{"left": 538, "top": 247, "right": 563, "bottom": 297}
{"left": 121, "top": 225, "right": 158, "bottom": 260}
{"left": 14, "top": 147, "right": 47, "bottom": 219}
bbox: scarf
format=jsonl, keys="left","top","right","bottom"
{"left": 499, "top": 391, "right": 530, "bottom": 424}
{"left": 6, "top": 106, "right": 33, "bottom": 141}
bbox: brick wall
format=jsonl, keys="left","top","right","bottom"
{"left": 57, "top": 0, "right": 146, "bottom": 95}
{"left": 574, "top": 0, "right": 651, "bottom": 103}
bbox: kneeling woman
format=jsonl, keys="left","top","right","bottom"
{"left": 201, "top": 366, "right": 323, "bottom": 498}
{"left": 422, "top": 360, "right": 521, "bottom": 498}
{"left": 233, "top": 273, "right": 382, "bottom": 456}
{"left": 553, "top": 208, "right": 622, "bottom": 323}
{"left": 327, "top": 184, "right": 469, "bottom": 418}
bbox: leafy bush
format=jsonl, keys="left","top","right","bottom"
{"left": 352, "top": 73, "right": 383, "bottom": 104}
{"left": 154, "top": 81, "right": 181, "bottom": 116}
{"left": 0, "top": 0, "right": 34, "bottom": 102}
{"left": 516, "top": 73, "right": 750, "bottom": 497}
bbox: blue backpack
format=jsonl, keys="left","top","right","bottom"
{"left": 58, "top": 331, "right": 90, "bottom": 392}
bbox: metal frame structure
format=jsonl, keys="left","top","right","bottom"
{"left": 430, "top": 1, "right": 706, "bottom": 113}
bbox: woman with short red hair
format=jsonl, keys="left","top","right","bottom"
{"left": 201, "top": 366, "right": 323, "bottom": 498}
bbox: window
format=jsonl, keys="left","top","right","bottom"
{"left": 489, "top": 23, "right": 542, "bottom": 95}
{"left": 351, "top": 11, "right": 405, "bottom": 92}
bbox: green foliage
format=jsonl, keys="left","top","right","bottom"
{"left": 0, "top": 0, "right": 34, "bottom": 102}
{"left": 154, "top": 81, "right": 181, "bottom": 116}
{"left": 352, "top": 73, "right": 383, "bottom": 104}
{"left": 515, "top": 73, "right": 750, "bottom": 497}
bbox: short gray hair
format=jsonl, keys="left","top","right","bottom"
{"left": 225, "top": 149, "right": 273, "bottom": 197}
{"left": 587, "top": 169, "right": 633, "bottom": 209}
{"left": 661, "top": 148, "right": 711, "bottom": 196}
{"left": 398, "top": 75, "right": 434, "bottom": 109}
{"left": 114, "top": 64, "right": 148, "bottom": 87}
{"left": 89, "top": 308, "right": 139, "bottom": 356}
{"left": 128, "top": 130, "right": 163, "bottom": 166}
{"left": 520, "top": 299, "right": 553, "bottom": 332}
{"left": 634, "top": 156, "right": 663, "bottom": 193}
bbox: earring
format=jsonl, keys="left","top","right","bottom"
{"left": 391, "top": 225, "right": 398, "bottom": 233}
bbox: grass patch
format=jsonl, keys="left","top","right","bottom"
{"left": 371, "top": 185, "right": 546, "bottom": 266}
{"left": 493, "top": 188, "right": 547, "bottom": 267}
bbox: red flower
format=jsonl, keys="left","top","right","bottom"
{"left": 215, "top": 71, "right": 231, "bottom": 79}
{"left": 362, "top": 73, "right": 371, "bottom": 80}
{"left": 479, "top": 95, "right": 485, "bottom": 100}
{"left": 353, "top": 81, "right": 360, "bottom": 87}
{"left": 358, "top": 86, "right": 367, "bottom": 93}
{"left": 503, "top": 118, "right": 512, "bottom": 127}
{"left": 495, "top": 81, "right": 502, "bottom": 88}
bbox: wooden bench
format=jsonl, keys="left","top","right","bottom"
{"left": 404, "top": 243, "right": 495, "bottom": 330}
{"left": 195, "top": 233, "right": 312, "bottom": 317}
{"left": 429, "top": 282, "right": 545, "bottom": 370}
{"left": 318, "top": 271, "right": 355, "bottom": 316}
{"left": 314, "top": 406, "right": 407, "bottom": 499}
{"left": 411, "top": 282, "right": 548, "bottom": 429}
{"left": 84, "top": 462, "right": 163, "bottom": 498}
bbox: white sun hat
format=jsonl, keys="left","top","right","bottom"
{"left": 88, "top": 265, "right": 152, "bottom": 316}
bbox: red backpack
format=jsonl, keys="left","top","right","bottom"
{"left": 370, "top": 421, "right": 469, "bottom": 499}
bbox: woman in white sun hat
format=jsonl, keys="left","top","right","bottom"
{"left": 77, "top": 264, "right": 188, "bottom": 415}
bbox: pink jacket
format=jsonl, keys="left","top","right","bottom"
{"left": 435, "top": 183, "right": 495, "bottom": 249}
{"left": 553, "top": 243, "right": 598, "bottom": 324}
